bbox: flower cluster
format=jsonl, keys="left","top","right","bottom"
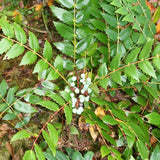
{"left": 65, "top": 73, "right": 92, "bottom": 115}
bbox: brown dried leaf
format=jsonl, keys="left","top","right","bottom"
{"left": 156, "top": 23, "right": 160, "bottom": 33}
{"left": 95, "top": 107, "right": 105, "bottom": 119}
{"left": 0, "top": 123, "right": 10, "bottom": 131}
{"left": 5, "top": 142, "right": 13, "bottom": 156}
{"left": 89, "top": 125, "right": 98, "bottom": 141}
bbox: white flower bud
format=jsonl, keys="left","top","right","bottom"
{"left": 70, "top": 93, "right": 75, "bottom": 97}
{"left": 65, "top": 88, "right": 70, "bottom": 93}
{"left": 72, "top": 108, "right": 77, "bottom": 113}
{"left": 72, "top": 103, "right": 75, "bottom": 107}
{"left": 81, "top": 89, "right": 85, "bottom": 94}
{"left": 75, "top": 88, "right": 80, "bottom": 94}
{"left": 77, "top": 107, "right": 84, "bottom": 115}
{"left": 88, "top": 88, "right": 92, "bottom": 94}
{"left": 83, "top": 84, "right": 89, "bottom": 90}
{"left": 87, "top": 77, "right": 91, "bottom": 82}
{"left": 72, "top": 76, "right": 77, "bottom": 81}
{"left": 70, "top": 82, "right": 75, "bottom": 87}
{"left": 79, "top": 103, "right": 83, "bottom": 107}
{"left": 72, "top": 97, "right": 77, "bottom": 103}
{"left": 81, "top": 73, "right": 85, "bottom": 78}
{"left": 80, "top": 78, "right": 84, "bottom": 83}
{"left": 85, "top": 96, "right": 89, "bottom": 102}
{"left": 79, "top": 106, "right": 84, "bottom": 112}
{"left": 80, "top": 97, "right": 84, "bottom": 103}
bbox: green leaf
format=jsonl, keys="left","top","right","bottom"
{"left": 2, "top": 113, "right": 16, "bottom": 120}
{"left": 50, "top": 6, "right": 73, "bottom": 25}
{"left": 60, "top": 91, "right": 71, "bottom": 102}
{"left": 3, "top": 44, "right": 24, "bottom": 60}
{"left": 54, "top": 41, "right": 74, "bottom": 56}
{"left": 20, "top": 51, "right": 37, "bottom": 65}
{"left": 55, "top": 151, "right": 69, "bottom": 160}
{"left": 101, "top": 13, "right": 117, "bottom": 28}
{"left": 101, "top": 130, "right": 117, "bottom": 146}
{"left": 132, "top": 96, "right": 147, "bottom": 106}
{"left": 33, "top": 60, "right": 48, "bottom": 73}
{"left": 84, "top": 151, "right": 94, "bottom": 160}
{"left": 99, "top": 3, "right": 115, "bottom": 15}
{"left": 64, "top": 106, "right": 72, "bottom": 125}
{"left": 110, "top": 0, "right": 122, "bottom": 7}
{"left": 23, "top": 150, "right": 36, "bottom": 160}
{"left": 146, "top": 112, "right": 160, "bottom": 126}
{"left": 6, "top": 87, "right": 18, "bottom": 104}
{"left": 76, "top": 0, "right": 90, "bottom": 9}
{"left": 42, "top": 130, "right": 56, "bottom": 156}
{"left": 95, "top": 33, "right": 108, "bottom": 44}
{"left": 54, "top": 56, "right": 63, "bottom": 71}
{"left": 58, "top": 0, "right": 74, "bottom": 8}
{"left": 100, "top": 145, "right": 110, "bottom": 158}
{"left": 34, "top": 144, "right": 45, "bottom": 160}
{"left": 153, "top": 6, "right": 160, "bottom": 23}
{"left": 24, "top": 93, "right": 42, "bottom": 104}
{"left": 70, "top": 126, "right": 79, "bottom": 135}
{"left": 125, "top": 48, "right": 141, "bottom": 64}
{"left": 14, "top": 100, "right": 37, "bottom": 113}
{"left": 43, "top": 40, "right": 52, "bottom": 61}
{"left": 63, "top": 59, "right": 74, "bottom": 70}
{"left": 153, "top": 43, "right": 160, "bottom": 70}
{"left": 90, "top": 19, "right": 106, "bottom": 31}
{"left": 144, "top": 85, "right": 159, "bottom": 100}
{"left": 14, "top": 23, "right": 27, "bottom": 44}
{"left": 76, "top": 7, "right": 91, "bottom": 24}
{"left": 47, "top": 123, "right": 58, "bottom": 146}
{"left": 41, "top": 80, "right": 57, "bottom": 91}
{"left": 0, "top": 19, "right": 14, "bottom": 38}
{"left": 76, "top": 37, "right": 91, "bottom": 54}
{"left": 37, "top": 100, "right": 59, "bottom": 111}
{"left": 138, "top": 60, "right": 156, "bottom": 78}
{"left": 137, "top": 140, "right": 149, "bottom": 160}
{"left": 103, "top": 115, "right": 117, "bottom": 125}
{"left": 47, "top": 93, "right": 65, "bottom": 105}
{"left": 47, "top": 69, "right": 59, "bottom": 80}
{"left": 110, "top": 54, "right": 121, "bottom": 70}
{"left": 54, "top": 22, "right": 73, "bottom": 40}
{"left": 91, "top": 97, "right": 108, "bottom": 105}
{"left": 76, "top": 58, "right": 87, "bottom": 69}
{"left": 139, "top": 39, "right": 154, "bottom": 60}
{"left": 0, "top": 38, "right": 13, "bottom": 55}
{"left": 72, "top": 151, "right": 84, "bottom": 160}
{"left": 150, "top": 145, "right": 160, "bottom": 160}
{"left": 29, "top": 31, "right": 39, "bottom": 52}
{"left": 115, "top": 7, "right": 128, "bottom": 15}
{"left": 105, "top": 29, "right": 118, "bottom": 41}
{"left": 99, "top": 78, "right": 109, "bottom": 89}
{"left": 11, "top": 130, "right": 33, "bottom": 141}
{"left": 125, "top": 65, "right": 139, "bottom": 81}
{"left": 119, "top": 27, "right": 132, "bottom": 41}
{"left": 0, "top": 79, "right": 7, "bottom": 99}
{"left": 98, "top": 63, "right": 107, "bottom": 77}
{"left": 122, "top": 14, "right": 134, "bottom": 22}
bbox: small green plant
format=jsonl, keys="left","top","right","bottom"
{"left": 0, "top": 0, "right": 160, "bottom": 159}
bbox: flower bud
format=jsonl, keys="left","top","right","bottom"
{"left": 72, "top": 76, "right": 77, "bottom": 81}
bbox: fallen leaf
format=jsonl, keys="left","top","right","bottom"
{"left": 146, "top": 1, "right": 152, "bottom": 10}
{"left": 47, "top": 0, "right": 54, "bottom": 6}
{"left": 35, "top": 4, "right": 43, "bottom": 12}
{"left": 89, "top": 125, "right": 98, "bottom": 141}
{"left": 156, "top": 23, "right": 160, "bottom": 33}
{"left": 5, "top": 142, "right": 13, "bottom": 156}
{"left": 12, "top": 10, "right": 20, "bottom": 17}
{"left": 95, "top": 107, "right": 105, "bottom": 119}
{"left": 0, "top": 123, "right": 10, "bottom": 131}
